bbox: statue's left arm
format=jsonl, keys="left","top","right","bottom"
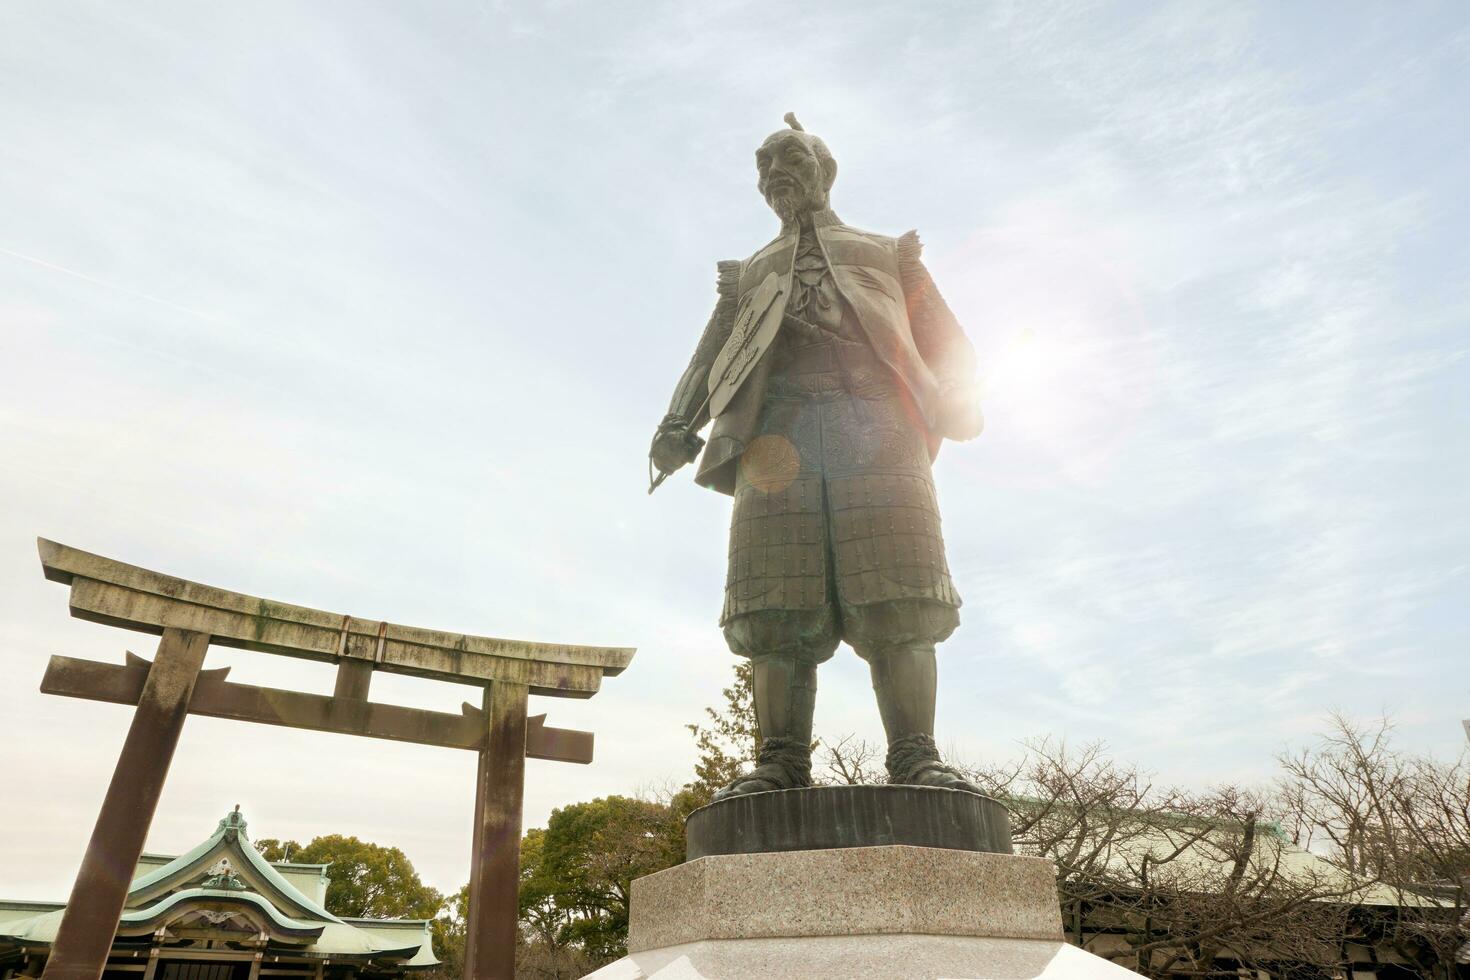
{"left": 898, "top": 230, "right": 984, "bottom": 441}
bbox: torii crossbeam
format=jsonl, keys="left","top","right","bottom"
{"left": 31, "top": 538, "right": 635, "bottom": 980}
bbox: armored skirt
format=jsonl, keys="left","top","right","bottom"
{"left": 720, "top": 331, "right": 962, "bottom": 665}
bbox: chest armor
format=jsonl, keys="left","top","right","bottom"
{"left": 708, "top": 221, "right": 939, "bottom": 427}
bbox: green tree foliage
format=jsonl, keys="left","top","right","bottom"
{"left": 254, "top": 834, "right": 443, "bottom": 920}
{"left": 682, "top": 659, "right": 758, "bottom": 808}
{"left": 252, "top": 838, "right": 294, "bottom": 862}
{"left": 426, "top": 884, "right": 467, "bottom": 980}
{"left": 518, "top": 796, "right": 684, "bottom": 963}
{"left": 518, "top": 829, "right": 562, "bottom": 951}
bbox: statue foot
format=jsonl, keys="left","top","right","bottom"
{"left": 712, "top": 765, "right": 800, "bottom": 801}
{"left": 886, "top": 733, "right": 982, "bottom": 794}
{"left": 711, "top": 736, "right": 812, "bottom": 802}
{"left": 903, "top": 761, "right": 983, "bottom": 794}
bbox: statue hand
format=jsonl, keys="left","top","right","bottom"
{"left": 650, "top": 417, "right": 705, "bottom": 475}
{"left": 937, "top": 385, "right": 984, "bottom": 442}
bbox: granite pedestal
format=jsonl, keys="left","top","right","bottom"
{"left": 583, "top": 787, "right": 1141, "bottom": 979}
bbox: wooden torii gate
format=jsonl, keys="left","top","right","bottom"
{"left": 30, "top": 538, "right": 635, "bottom": 980}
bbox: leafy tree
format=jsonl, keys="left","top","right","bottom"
{"left": 419, "top": 876, "right": 597, "bottom": 980}
{"left": 682, "top": 659, "right": 758, "bottom": 808}
{"left": 426, "top": 884, "right": 467, "bottom": 980}
{"left": 253, "top": 838, "right": 297, "bottom": 862}
{"left": 520, "top": 796, "right": 684, "bottom": 963}
{"left": 254, "top": 834, "right": 443, "bottom": 920}
{"left": 517, "top": 828, "right": 564, "bottom": 953}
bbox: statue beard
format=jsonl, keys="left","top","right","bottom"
{"left": 765, "top": 183, "right": 826, "bottom": 224}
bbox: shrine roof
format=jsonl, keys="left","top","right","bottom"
{"left": 139, "top": 852, "right": 330, "bottom": 871}
{"left": 0, "top": 901, "right": 63, "bottom": 928}
{"left": 0, "top": 808, "right": 437, "bottom": 965}
{"left": 123, "top": 808, "right": 340, "bottom": 923}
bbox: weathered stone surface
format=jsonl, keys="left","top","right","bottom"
{"left": 685, "top": 785, "right": 1012, "bottom": 859}
{"left": 586, "top": 845, "right": 1143, "bottom": 978}
{"left": 583, "top": 934, "right": 1141, "bottom": 979}
{"left": 628, "top": 846, "right": 1061, "bottom": 952}
{"left": 37, "top": 537, "right": 634, "bottom": 697}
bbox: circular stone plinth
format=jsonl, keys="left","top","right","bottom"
{"left": 685, "top": 785, "right": 1012, "bottom": 860}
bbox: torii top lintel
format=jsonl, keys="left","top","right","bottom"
{"left": 37, "top": 538, "right": 635, "bottom": 698}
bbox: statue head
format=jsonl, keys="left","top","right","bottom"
{"left": 757, "top": 113, "right": 837, "bottom": 224}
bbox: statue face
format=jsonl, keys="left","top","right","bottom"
{"left": 757, "top": 133, "right": 827, "bottom": 222}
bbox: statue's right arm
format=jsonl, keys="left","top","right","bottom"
{"left": 652, "top": 260, "right": 742, "bottom": 474}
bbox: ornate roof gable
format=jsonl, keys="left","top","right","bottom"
{"left": 125, "top": 806, "right": 338, "bottom": 923}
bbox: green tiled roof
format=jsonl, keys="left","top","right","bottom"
{"left": 0, "top": 809, "right": 436, "bottom": 966}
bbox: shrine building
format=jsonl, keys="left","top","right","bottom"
{"left": 0, "top": 809, "right": 438, "bottom": 980}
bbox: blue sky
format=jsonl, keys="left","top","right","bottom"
{"left": 2, "top": 1, "right": 1467, "bottom": 897}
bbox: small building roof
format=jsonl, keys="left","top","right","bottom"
{"left": 0, "top": 808, "right": 436, "bottom": 966}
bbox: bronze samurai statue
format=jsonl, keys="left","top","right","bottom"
{"left": 650, "top": 114, "right": 984, "bottom": 800}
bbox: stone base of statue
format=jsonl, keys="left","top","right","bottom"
{"left": 582, "top": 786, "right": 1140, "bottom": 979}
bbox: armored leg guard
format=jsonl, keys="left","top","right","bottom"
{"left": 868, "top": 641, "right": 981, "bottom": 793}
{"left": 713, "top": 656, "right": 816, "bottom": 801}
